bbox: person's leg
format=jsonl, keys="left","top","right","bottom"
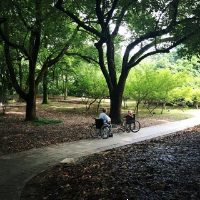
{"left": 109, "top": 124, "right": 113, "bottom": 137}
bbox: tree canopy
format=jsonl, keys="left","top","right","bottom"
{"left": 55, "top": 0, "right": 200, "bottom": 123}
{"left": 0, "top": 0, "right": 79, "bottom": 120}
{"left": 0, "top": 0, "right": 199, "bottom": 122}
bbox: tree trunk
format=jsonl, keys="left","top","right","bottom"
{"left": 109, "top": 88, "right": 123, "bottom": 124}
{"left": 161, "top": 103, "right": 164, "bottom": 114}
{"left": 161, "top": 101, "right": 166, "bottom": 114}
{"left": 56, "top": 71, "right": 59, "bottom": 88}
{"left": 64, "top": 75, "right": 68, "bottom": 100}
{"left": 97, "top": 98, "right": 103, "bottom": 113}
{"left": 1, "top": 77, "right": 7, "bottom": 104}
{"left": 134, "top": 101, "right": 140, "bottom": 115}
{"left": 109, "top": 69, "right": 129, "bottom": 124}
{"left": 26, "top": 71, "right": 37, "bottom": 120}
{"left": 18, "top": 57, "right": 24, "bottom": 102}
{"left": 42, "top": 70, "right": 49, "bottom": 104}
{"left": 26, "top": 94, "right": 36, "bottom": 121}
{"left": 64, "top": 87, "right": 68, "bottom": 100}
{"left": 194, "top": 101, "right": 198, "bottom": 109}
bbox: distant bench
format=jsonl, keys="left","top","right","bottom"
{"left": 0, "top": 104, "right": 25, "bottom": 114}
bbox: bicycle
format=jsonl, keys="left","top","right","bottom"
{"left": 121, "top": 114, "right": 140, "bottom": 133}
{"left": 90, "top": 118, "right": 112, "bottom": 139}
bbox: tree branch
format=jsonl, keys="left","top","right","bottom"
{"left": 48, "top": 26, "right": 79, "bottom": 67}
{"left": 3, "top": 22, "right": 27, "bottom": 100}
{"left": 111, "top": 1, "right": 133, "bottom": 37}
{"left": 96, "top": 0, "right": 105, "bottom": 30}
{"left": 35, "top": 26, "right": 79, "bottom": 86}
{"left": 127, "top": 33, "right": 195, "bottom": 69}
{"left": 123, "top": 0, "right": 181, "bottom": 68}
{"left": 96, "top": 45, "right": 113, "bottom": 92}
{"left": 16, "top": 7, "right": 32, "bottom": 30}
{"left": 31, "top": 0, "right": 42, "bottom": 65}
{"left": 169, "top": 0, "right": 179, "bottom": 27}
{"left": 0, "top": 25, "right": 30, "bottom": 59}
{"left": 55, "top": 0, "right": 104, "bottom": 39}
{"left": 105, "top": 0, "right": 119, "bottom": 28}
{"left": 122, "top": 27, "right": 171, "bottom": 69}
{"left": 65, "top": 52, "right": 99, "bottom": 64}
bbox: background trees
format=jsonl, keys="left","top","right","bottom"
{"left": 56, "top": 0, "right": 200, "bottom": 123}
{"left": 71, "top": 64, "right": 109, "bottom": 111}
{"left": 0, "top": 0, "right": 79, "bottom": 120}
{"left": 122, "top": 49, "right": 200, "bottom": 114}
{"left": 0, "top": 0, "right": 199, "bottom": 122}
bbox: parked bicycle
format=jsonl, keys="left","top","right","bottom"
{"left": 121, "top": 114, "right": 140, "bottom": 133}
{"left": 90, "top": 118, "right": 112, "bottom": 139}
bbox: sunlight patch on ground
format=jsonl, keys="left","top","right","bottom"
{"left": 184, "top": 110, "right": 200, "bottom": 117}
{"left": 6, "top": 111, "right": 25, "bottom": 115}
{"left": 157, "top": 119, "right": 171, "bottom": 123}
{"left": 49, "top": 105, "right": 60, "bottom": 108}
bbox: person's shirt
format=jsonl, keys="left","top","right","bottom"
{"left": 99, "top": 112, "right": 111, "bottom": 124}
{"left": 125, "top": 114, "right": 135, "bottom": 123}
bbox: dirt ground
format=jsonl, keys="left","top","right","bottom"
{"left": 0, "top": 100, "right": 199, "bottom": 199}
{"left": 0, "top": 100, "right": 185, "bottom": 156}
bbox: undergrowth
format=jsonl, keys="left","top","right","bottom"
{"left": 33, "top": 117, "right": 62, "bottom": 126}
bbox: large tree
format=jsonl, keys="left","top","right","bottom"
{"left": 0, "top": 0, "right": 78, "bottom": 120}
{"left": 56, "top": 0, "right": 200, "bottom": 123}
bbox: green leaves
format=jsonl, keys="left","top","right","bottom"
{"left": 33, "top": 117, "right": 62, "bottom": 126}
{"left": 71, "top": 64, "right": 109, "bottom": 99}
{"left": 124, "top": 61, "right": 195, "bottom": 112}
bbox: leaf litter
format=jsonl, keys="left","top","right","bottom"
{"left": 20, "top": 125, "right": 200, "bottom": 200}
{"left": 0, "top": 102, "right": 178, "bottom": 155}
{"left": 0, "top": 102, "right": 199, "bottom": 199}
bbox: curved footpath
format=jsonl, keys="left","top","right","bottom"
{"left": 0, "top": 111, "right": 200, "bottom": 200}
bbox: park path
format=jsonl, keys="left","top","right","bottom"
{"left": 0, "top": 111, "right": 199, "bottom": 200}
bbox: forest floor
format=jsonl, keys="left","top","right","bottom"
{"left": 0, "top": 99, "right": 193, "bottom": 156}
{"left": 0, "top": 98, "right": 199, "bottom": 199}
{"left": 20, "top": 125, "right": 200, "bottom": 200}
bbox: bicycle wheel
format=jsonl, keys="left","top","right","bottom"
{"left": 131, "top": 121, "right": 140, "bottom": 132}
{"left": 100, "top": 125, "right": 109, "bottom": 139}
{"left": 90, "top": 124, "right": 98, "bottom": 137}
{"left": 125, "top": 124, "right": 131, "bottom": 133}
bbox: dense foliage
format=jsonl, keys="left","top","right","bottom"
{"left": 0, "top": 0, "right": 200, "bottom": 121}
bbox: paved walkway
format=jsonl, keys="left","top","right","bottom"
{"left": 0, "top": 112, "right": 199, "bottom": 200}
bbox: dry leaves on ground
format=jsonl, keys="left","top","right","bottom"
{"left": 0, "top": 102, "right": 177, "bottom": 155}
{"left": 20, "top": 126, "right": 200, "bottom": 200}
